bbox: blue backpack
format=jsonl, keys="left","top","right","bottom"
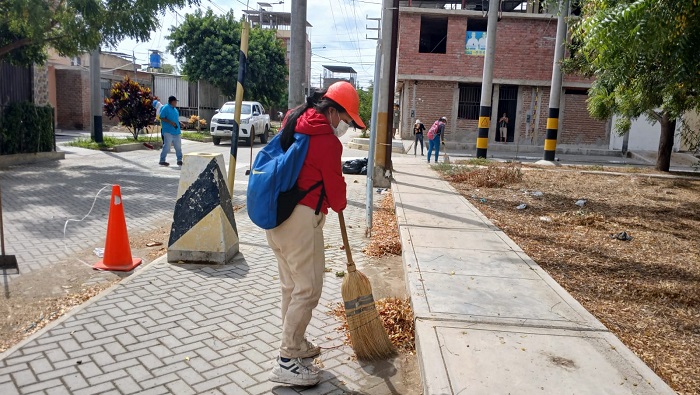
{"left": 247, "top": 132, "right": 324, "bottom": 229}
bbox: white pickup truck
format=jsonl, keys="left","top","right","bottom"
{"left": 209, "top": 101, "right": 271, "bottom": 146}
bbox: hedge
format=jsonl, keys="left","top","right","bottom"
{"left": 0, "top": 102, "right": 55, "bottom": 155}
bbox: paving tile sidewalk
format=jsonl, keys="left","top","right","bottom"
{"left": 390, "top": 155, "right": 675, "bottom": 395}
{"left": 0, "top": 178, "right": 416, "bottom": 394}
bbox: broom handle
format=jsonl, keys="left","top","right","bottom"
{"left": 338, "top": 211, "right": 356, "bottom": 272}
{"left": 0, "top": 185, "right": 5, "bottom": 255}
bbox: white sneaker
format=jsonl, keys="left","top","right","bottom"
{"left": 299, "top": 338, "right": 321, "bottom": 358}
{"left": 269, "top": 357, "right": 320, "bottom": 386}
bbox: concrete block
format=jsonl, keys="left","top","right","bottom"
{"left": 168, "top": 153, "right": 239, "bottom": 264}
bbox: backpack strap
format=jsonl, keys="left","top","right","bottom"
{"left": 315, "top": 183, "right": 326, "bottom": 215}
{"left": 302, "top": 180, "right": 325, "bottom": 215}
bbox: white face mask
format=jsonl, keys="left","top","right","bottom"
{"left": 331, "top": 111, "right": 350, "bottom": 137}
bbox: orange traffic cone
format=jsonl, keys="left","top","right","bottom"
{"left": 93, "top": 185, "right": 142, "bottom": 271}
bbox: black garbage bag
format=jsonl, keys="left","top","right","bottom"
{"left": 360, "top": 166, "right": 367, "bottom": 175}
{"left": 342, "top": 158, "right": 368, "bottom": 174}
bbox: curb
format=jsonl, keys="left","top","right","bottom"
{"left": 0, "top": 255, "right": 169, "bottom": 361}
{"left": 0, "top": 152, "right": 65, "bottom": 168}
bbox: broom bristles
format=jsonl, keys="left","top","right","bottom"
{"left": 342, "top": 269, "right": 397, "bottom": 361}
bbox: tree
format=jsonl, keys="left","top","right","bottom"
{"left": 0, "top": 0, "right": 197, "bottom": 66}
{"left": 104, "top": 77, "right": 157, "bottom": 140}
{"left": 357, "top": 85, "right": 373, "bottom": 130}
{"left": 566, "top": 0, "right": 700, "bottom": 171}
{"left": 167, "top": 9, "right": 287, "bottom": 108}
{"left": 160, "top": 63, "right": 179, "bottom": 74}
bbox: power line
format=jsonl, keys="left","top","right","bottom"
{"left": 312, "top": 53, "right": 374, "bottom": 65}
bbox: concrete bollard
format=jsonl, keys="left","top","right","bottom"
{"left": 167, "top": 153, "right": 240, "bottom": 264}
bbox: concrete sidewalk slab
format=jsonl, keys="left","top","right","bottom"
{"left": 416, "top": 320, "right": 673, "bottom": 395}
{"left": 391, "top": 154, "right": 675, "bottom": 394}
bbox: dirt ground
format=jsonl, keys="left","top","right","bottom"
{"left": 439, "top": 162, "right": 700, "bottom": 395}
{"left": 0, "top": 224, "right": 170, "bottom": 353}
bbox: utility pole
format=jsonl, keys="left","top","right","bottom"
{"left": 288, "top": 0, "right": 307, "bottom": 109}
{"left": 90, "top": 49, "right": 103, "bottom": 143}
{"left": 373, "top": 0, "right": 395, "bottom": 187}
{"left": 542, "top": 0, "right": 569, "bottom": 162}
{"left": 365, "top": 15, "right": 381, "bottom": 236}
{"left": 384, "top": 0, "right": 399, "bottom": 171}
{"left": 475, "top": 0, "right": 499, "bottom": 158}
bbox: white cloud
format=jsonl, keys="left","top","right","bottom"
{"left": 114, "top": 0, "right": 381, "bottom": 88}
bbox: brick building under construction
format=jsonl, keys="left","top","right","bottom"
{"left": 395, "top": 0, "right": 610, "bottom": 150}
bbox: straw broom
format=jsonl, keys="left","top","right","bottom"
{"left": 338, "top": 211, "right": 396, "bottom": 361}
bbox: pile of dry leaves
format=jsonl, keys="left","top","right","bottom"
{"left": 330, "top": 297, "right": 415, "bottom": 354}
{"left": 364, "top": 190, "right": 402, "bottom": 257}
{"left": 439, "top": 163, "right": 700, "bottom": 394}
{"left": 447, "top": 161, "right": 523, "bottom": 187}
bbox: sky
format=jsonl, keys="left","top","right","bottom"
{"left": 114, "top": 0, "right": 382, "bottom": 89}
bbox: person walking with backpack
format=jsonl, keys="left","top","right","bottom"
{"left": 413, "top": 119, "right": 425, "bottom": 156}
{"left": 427, "top": 116, "right": 446, "bottom": 163}
{"left": 264, "top": 82, "right": 365, "bottom": 387}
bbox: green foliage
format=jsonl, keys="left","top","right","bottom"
{"left": 181, "top": 131, "right": 210, "bottom": 141}
{"left": 567, "top": 0, "right": 700, "bottom": 126}
{"left": 67, "top": 136, "right": 154, "bottom": 149}
{"left": 0, "top": 102, "right": 54, "bottom": 155}
{"left": 566, "top": 0, "right": 700, "bottom": 171}
{"left": 357, "top": 85, "right": 372, "bottom": 130}
{"left": 103, "top": 77, "right": 157, "bottom": 140}
{"left": 160, "top": 63, "right": 179, "bottom": 74}
{"left": 0, "top": 0, "right": 198, "bottom": 66}
{"left": 167, "top": 10, "right": 287, "bottom": 108}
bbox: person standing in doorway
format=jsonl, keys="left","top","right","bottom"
{"left": 413, "top": 119, "right": 425, "bottom": 156}
{"left": 427, "top": 116, "right": 446, "bottom": 163}
{"left": 159, "top": 96, "right": 183, "bottom": 166}
{"left": 499, "top": 113, "right": 509, "bottom": 143}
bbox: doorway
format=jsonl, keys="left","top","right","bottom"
{"left": 496, "top": 85, "right": 517, "bottom": 143}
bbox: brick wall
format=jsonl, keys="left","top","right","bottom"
{"left": 56, "top": 69, "right": 90, "bottom": 130}
{"left": 399, "top": 13, "right": 559, "bottom": 82}
{"left": 408, "top": 80, "right": 457, "bottom": 137}
{"left": 398, "top": 11, "right": 590, "bottom": 84}
{"left": 517, "top": 86, "right": 550, "bottom": 145}
{"left": 410, "top": 84, "right": 609, "bottom": 147}
{"left": 561, "top": 93, "right": 608, "bottom": 146}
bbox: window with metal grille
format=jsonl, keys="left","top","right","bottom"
{"left": 419, "top": 16, "right": 448, "bottom": 54}
{"left": 101, "top": 79, "right": 111, "bottom": 99}
{"left": 458, "top": 84, "right": 481, "bottom": 119}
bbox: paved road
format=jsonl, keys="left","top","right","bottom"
{"left": 1, "top": 130, "right": 368, "bottom": 277}
{"left": 2, "top": 130, "right": 414, "bottom": 394}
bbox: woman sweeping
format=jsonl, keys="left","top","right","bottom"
{"left": 267, "top": 81, "right": 366, "bottom": 387}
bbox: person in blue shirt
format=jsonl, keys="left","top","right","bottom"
{"left": 159, "top": 96, "right": 183, "bottom": 166}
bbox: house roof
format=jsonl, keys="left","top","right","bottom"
{"left": 243, "top": 10, "right": 313, "bottom": 27}
{"left": 322, "top": 65, "right": 357, "bottom": 74}
{"left": 399, "top": 0, "right": 523, "bottom": 12}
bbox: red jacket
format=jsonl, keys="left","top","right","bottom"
{"left": 294, "top": 108, "right": 347, "bottom": 214}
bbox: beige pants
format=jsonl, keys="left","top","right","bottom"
{"left": 266, "top": 205, "right": 326, "bottom": 358}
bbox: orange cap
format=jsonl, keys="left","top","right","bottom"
{"left": 323, "top": 81, "right": 366, "bottom": 129}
